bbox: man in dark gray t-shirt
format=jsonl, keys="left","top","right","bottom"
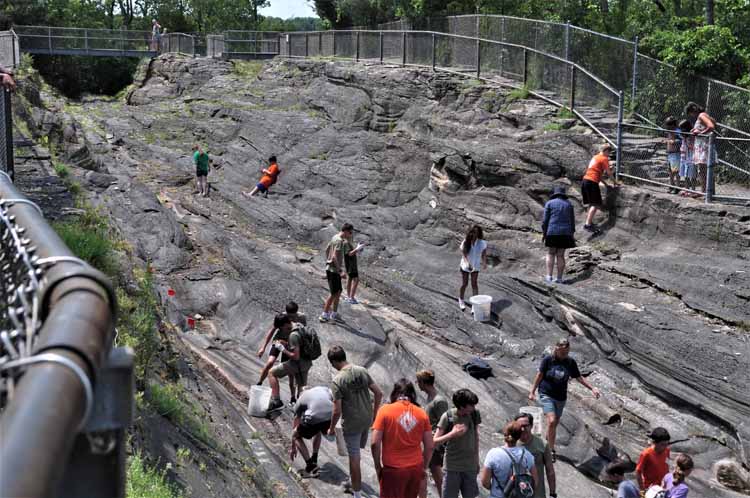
{"left": 292, "top": 386, "right": 333, "bottom": 476}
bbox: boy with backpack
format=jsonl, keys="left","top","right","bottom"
{"left": 243, "top": 155, "right": 280, "bottom": 198}
{"left": 266, "top": 314, "right": 321, "bottom": 414}
{"left": 433, "top": 389, "right": 482, "bottom": 498}
{"left": 481, "top": 420, "right": 538, "bottom": 498}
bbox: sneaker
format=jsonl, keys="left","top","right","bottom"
{"left": 348, "top": 297, "right": 359, "bottom": 304}
{"left": 458, "top": 299, "right": 466, "bottom": 311}
{"left": 318, "top": 312, "right": 330, "bottom": 323}
{"left": 554, "top": 278, "right": 564, "bottom": 284}
{"left": 299, "top": 467, "right": 320, "bottom": 478}
{"left": 331, "top": 312, "right": 343, "bottom": 322}
{"left": 304, "top": 460, "right": 319, "bottom": 474}
{"left": 267, "top": 398, "right": 283, "bottom": 413}
{"left": 289, "top": 397, "right": 297, "bottom": 408}
{"left": 545, "top": 275, "right": 554, "bottom": 283}
{"left": 583, "top": 224, "right": 597, "bottom": 232}
{"left": 342, "top": 482, "right": 354, "bottom": 495}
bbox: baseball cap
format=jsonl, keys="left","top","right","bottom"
{"left": 648, "top": 427, "right": 671, "bottom": 442}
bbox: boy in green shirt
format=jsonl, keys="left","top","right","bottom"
{"left": 192, "top": 144, "right": 210, "bottom": 197}
{"left": 434, "top": 389, "right": 481, "bottom": 498}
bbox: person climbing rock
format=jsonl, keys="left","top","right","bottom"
{"left": 636, "top": 427, "right": 671, "bottom": 490}
{"left": 0, "top": 64, "right": 16, "bottom": 91}
{"left": 416, "top": 370, "right": 450, "bottom": 498}
{"left": 266, "top": 315, "right": 312, "bottom": 413}
{"left": 661, "top": 453, "right": 694, "bottom": 498}
{"left": 606, "top": 460, "right": 639, "bottom": 498}
{"left": 541, "top": 185, "right": 575, "bottom": 284}
{"left": 256, "top": 303, "right": 307, "bottom": 399}
{"left": 458, "top": 225, "right": 487, "bottom": 311}
{"left": 581, "top": 144, "right": 617, "bottom": 233}
{"left": 433, "top": 389, "right": 481, "bottom": 498}
{"left": 527, "top": 337, "right": 600, "bottom": 461}
{"left": 290, "top": 386, "right": 333, "bottom": 478}
{"left": 320, "top": 223, "right": 353, "bottom": 322}
{"left": 243, "top": 155, "right": 280, "bottom": 198}
{"left": 343, "top": 231, "right": 366, "bottom": 305}
{"left": 515, "top": 412, "right": 556, "bottom": 498}
{"left": 480, "top": 420, "right": 538, "bottom": 498}
{"left": 192, "top": 144, "right": 210, "bottom": 197}
{"left": 327, "top": 346, "right": 383, "bottom": 498}
{"left": 371, "top": 378, "right": 434, "bottom": 498}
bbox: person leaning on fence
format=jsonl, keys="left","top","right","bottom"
{"left": 581, "top": 143, "right": 617, "bottom": 233}
{"left": 685, "top": 102, "right": 716, "bottom": 195}
{"left": 664, "top": 116, "right": 682, "bottom": 192}
{"left": 0, "top": 64, "right": 16, "bottom": 91}
{"left": 541, "top": 185, "right": 575, "bottom": 285}
{"left": 678, "top": 119, "right": 697, "bottom": 195}
{"left": 371, "top": 378, "right": 434, "bottom": 498}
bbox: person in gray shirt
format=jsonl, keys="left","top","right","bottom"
{"left": 291, "top": 386, "right": 333, "bottom": 477}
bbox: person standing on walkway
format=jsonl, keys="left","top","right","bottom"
{"left": 243, "top": 156, "right": 281, "bottom": 198}
{"left": 527, "top": 337, "right": 600, "bottom": 461}
{"left": 417, "top": 370, "right": 450, "bottom": 498}
{"left": 290, "top": 386, "right": 333, "bottom": 477}
{"left": 661, "top": 453, "right": 694, "bottom": 498}
{"left": 458, "top": 225, "right": 487, "bottom": 311}
{"left": 433, "top": 389, "right": 482, "bottom": 498}
{"left": 327, "top": 346, "right": 383, "bottom": 498}
{"left": 581, "top": 144, "right": 617, "bottom": 233}
{"left": 514, "top": 413, "right": 556, "bottom": 498}
{"left": 344, "top": 231, "right": 366, "bottom": 305}
{"left": 541, "top": 185, "right": 575, "bottom": 284}
{"left": 636, "top": 427, "right": 671, "bottom": 490}
{"left": 151, "top": 19, "right": 162, "bottom": 50}
{"left": 480, "top": 420, "right": 538, "bottom": 498}
{"left": 320, "top": 223, "right": 353, "bottom": 322}
{"left": 371, "top": 378, "right": 434, "bottom": 498}
{"left": 685, "top": 102, "right": 715, "bottom": 195}
{"left": 266, "top": 316, "right": 312, "bottom": 413}
{"left": 192, "top": 145, "right": 210, "bottom": 197}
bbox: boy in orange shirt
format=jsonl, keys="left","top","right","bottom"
{"left": 581, "top": 144, "right": 617, "bottom": 233}
{"left": 636, "top": 427, "right": 671, "bottom": 491}
{"left": 243, "top": 155, "right": 280, "bottom": 198}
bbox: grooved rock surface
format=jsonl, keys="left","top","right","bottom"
{"left": 19, "top": 56, "right": 750, "bottom": 498}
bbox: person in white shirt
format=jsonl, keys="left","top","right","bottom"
{"left": 458, "top": 225, "right": 487, "bottom": 311}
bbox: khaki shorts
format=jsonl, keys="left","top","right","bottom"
{"left": 270, "top": 360, "right": 310, "bottom": 386}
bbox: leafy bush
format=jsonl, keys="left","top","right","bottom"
{"left": 127, "top": 453, "right": 182, "bottom": 498}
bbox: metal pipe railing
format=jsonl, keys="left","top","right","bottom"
{"left": 0, "top": 174, "right": 117, "bottom": 496}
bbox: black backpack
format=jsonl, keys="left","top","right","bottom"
{"left": 500, "top": 448, "right": 534, "bottom": 498}
{"left": 463, "top": 357, "right": 493, "bottom": 379}
{"left": 296, "top": 325, "right": 322, "bottom": 361}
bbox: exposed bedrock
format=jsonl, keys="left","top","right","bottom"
{"left": 19, "top": 56, "right": 750, "bottom": 497}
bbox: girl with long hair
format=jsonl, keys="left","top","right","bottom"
{"left": 459, "top": 225, "right": 487, "bottom": 311}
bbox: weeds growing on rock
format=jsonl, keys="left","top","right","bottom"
{"left": 148, "top": 381, "right": 217, "bottom": 449}
{"left": 52, "top": 206, "right": 116, "bottom": 276}
{"left": 127, "top": 452, "right": 183, "bottom": 498}
{"left": 506, "top": 86, "right": 530, "bottom": 102}
{"left": 233, "top": 61, "right": 263, "bottom": 80}
{"left": 557, "top": 106, "right": 576, "bottom": 119}
{"left": 543, "top": 122, "right": 565, "bottom": 132}
{"left": 53, "top": 162, "right": 69, "bottom": 178}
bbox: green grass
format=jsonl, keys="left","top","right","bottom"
{"left": 543, "top": 122, "right": 565, "bottom": 131}
{"left": 148, "top": 381, "right": 216, "bottom": 448}
{"left": 233, "top": 61, "right": 263, "bottom": 79}
{"left": 506, "top": 86, "right": 530, "bottom": 102}
{"left": 53, "top": 206, "right": 116, "bottom": 276}
{"left": 557, "top": 106, "right": 576, "bottom": 119}
{"left": 127, "top": 453, "right": 183, "bottom": 498}
{"left": 53, "top": 162, "right": 70, "bottom": 178}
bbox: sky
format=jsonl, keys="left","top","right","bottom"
{"left": 260, "top": 0, "right": 317, "bottom": 19}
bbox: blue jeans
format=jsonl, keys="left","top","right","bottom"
{"left": 539, "top": 393, "right": 566, "bottom": 418}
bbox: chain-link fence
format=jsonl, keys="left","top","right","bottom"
{"left": 0, "top": 90, "right": 12, "bottom": 181}
{"left": 159, "top": 33, "right": 195, "bottom": 56}
{"left": 207, "top": 34, "right": 225, "bottom": 58}
{"left": 14, "top": 25, "right": 152, "bottom": 54}
{"left": 225, "top": 31, "right": 280, "bottom": 57}
{"left": 0, "top": 31, "right": 19, "bottom": 69}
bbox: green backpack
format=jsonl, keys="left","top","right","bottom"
{"left": 295, "top": 325, "right": 322, "bottom": 361}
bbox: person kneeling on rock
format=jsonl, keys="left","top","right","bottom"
{"left": 290, "top": 386, "right": 333, "bottom": 478}
{"left": 243, "top": 155, "right": 280, "bottom": 198}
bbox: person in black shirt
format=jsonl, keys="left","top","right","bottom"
{"left": 527, "top": 338, "right": 600, "bottom": 461}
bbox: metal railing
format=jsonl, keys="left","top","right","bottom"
{"left": 223, "top": 31, "right": 280, "bottom": 58}
{"left": 13, "top": 25, "right": 155, "bottom": 56}
{"left": 207, "top": 34, "right": 225, "bottom": 58}
{"left": 159, "top": 32, "right": 196, "bottom": 57}
{"left": 0, "top": 91, "right": 130, "bottom": 497}
{"left": 0, "top": 30, "right": 19, "bottom": 69}
{"left": 0, "top": 90, "right": 12, "bottom": 181}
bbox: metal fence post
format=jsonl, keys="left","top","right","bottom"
{"left": 84, "top": 29, "right": 89, "bottom": 54}
{"left": 192, "top": 36, "right": 196, "bottom": 57}
{"left": 631, "top": 36, "right": 639, "bottom": 107}
{"left": 319, "top": 32, "right": 322, "bottom": 55}
{"left": 431, "top": 33, "right": 436, "bottom": 70}
{"left": 305, "top": 33, "right": 309, "bottom": 57}
{"left": 355, "top": 31, "right": 359, "bottom": 62}
{"left": 48, "top": 27, "right": 52, "bottom": 53}
{"left": 615, "top": 90, "right": 624, "bottom": 180}
{"left": 3, "top": 90, "right": 14, "bottom": 181}
{"left": 705, "top": 134, "right": 715, "bottom": 203}
{"left": 287, "top": 34, "right": 291, "bottom": 58}
{"left": 522, "top": 48, "right": 528, "bottom": 85}
{"left": 705, "top": 81, "right": 712, "bottom": 114}
{"left": 332, "top": 30, "right": 336, "bottom": 57}
{"left": 379, "top": 31, "right": 384, "bottom": 63}
{"left": 401, "top": 31, "right": 406, "bottom": 66}
{"left": 501, "top": 16, "right": 505, "bottom": 43}
{"left": 476, "top": 39, "right": 481, "bottom": 78}
{"left": 569, "top": 65, "right": 576, "bottom": 111}
{"left": 564, "top": 21, "right": 570, "bottom": 61}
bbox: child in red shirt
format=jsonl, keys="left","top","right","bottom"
{"left": 636, "top": 427, "right": 671, "bottom": 490}
{"left": 243, "top": 155, "right": 280, "bottom": 198}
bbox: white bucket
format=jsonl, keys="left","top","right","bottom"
{"left": 334, "top": 424, "right": 348, "bottom": 457}
{"left": 469, "top": 295, "right": 493, "bottom": 322}
{"left": 519, "top": 406, "right": 545, "bottom": 437}
{"left": 247, "top": 385, "right": 272, "bottom": 418}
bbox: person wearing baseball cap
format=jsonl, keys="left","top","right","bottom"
{"left": 636, "top": 427, "right": 671, "bottom": 490}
